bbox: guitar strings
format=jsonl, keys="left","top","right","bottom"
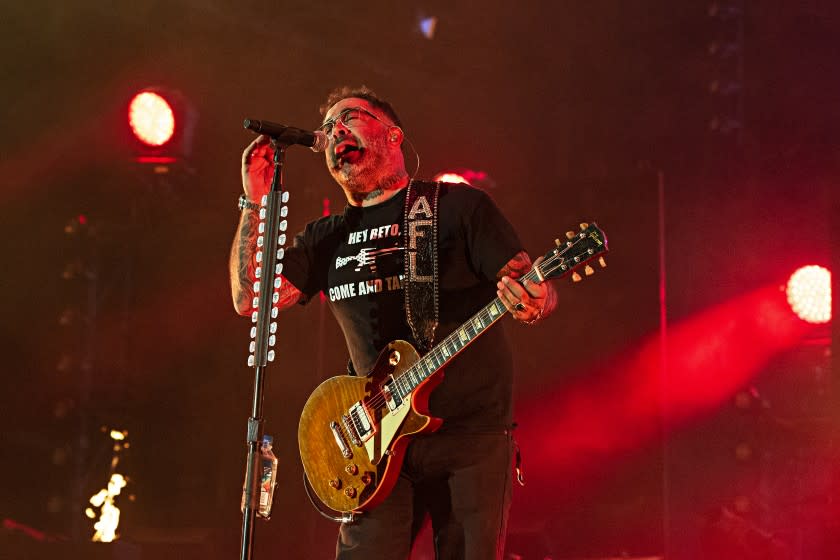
{"left": 355, "top": 235, "right": 593, "bottom": 413}
{"left": 361, "top": 269, "right": 540, "bottom": 412}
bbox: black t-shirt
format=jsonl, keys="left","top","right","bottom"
{"left": 283, "top": 182, "right": 523, "bottom": 430}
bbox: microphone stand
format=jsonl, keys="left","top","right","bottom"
{"left": 240, "top": 140, "right": 289, "bottom": 560}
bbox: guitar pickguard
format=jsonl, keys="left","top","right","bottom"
{"left": 363, "top": 397, "right": 411, "bottom": 464}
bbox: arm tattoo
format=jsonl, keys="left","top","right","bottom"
{"left": 496, "top": 250, "right": 532, "bottom": 280}
{"left": 229, "top": 208, "right": 301, "bottom": 315}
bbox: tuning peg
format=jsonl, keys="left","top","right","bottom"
{"left": 565, "top": 230, "right": 575, "bottom": 240}
{"left": 584, "top": 265, "right": 594, "bottom": 276}
{"left": 572, "top": 272, "right": 582, "bottom": 282}
{"left": 599, "top": 256, "right": 607, "bottom": 268}
{"left": 555, "top": 238, "right": 561, "bottom": 247}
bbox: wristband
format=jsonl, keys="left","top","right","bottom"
{"left": 238, "top": 194, "right": 260, "bottom": 211}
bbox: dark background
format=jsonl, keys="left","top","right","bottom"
{"left": 1, "top": 1, "right": 837, "bottom": 558}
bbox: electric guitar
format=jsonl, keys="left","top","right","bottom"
{"left": 298, "top": 222, "right": 609, "bottom": 515}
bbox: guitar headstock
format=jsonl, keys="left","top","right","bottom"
{"left": 538, "top": 222, "right": 608, "bottom": 282}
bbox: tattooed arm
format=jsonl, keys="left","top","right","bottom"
{"left": 229, "top": 208, "right": 303, "bottom": 316}
{"left": 230, "top": 135, "right": 304, "bottom": 316}
{"left": 495, "top": 250, "right": 558, "bottom": 324}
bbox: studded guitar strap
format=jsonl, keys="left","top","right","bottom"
{"left": 403, "top": 180, "right": 440, "bottom": 353}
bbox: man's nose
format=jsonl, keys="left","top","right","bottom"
{"left": 332, "top": 120, "right": 350, "bottom": 138}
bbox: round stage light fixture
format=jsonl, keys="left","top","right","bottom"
{"left": 128, "top": 91, "right": 176, "bottom": 147}
{"left": 786, "top": 265, "right": 831, "bottom": 324}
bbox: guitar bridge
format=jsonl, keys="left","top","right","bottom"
{"left": 341, "top": 414, "right": 362, "bottom": 447}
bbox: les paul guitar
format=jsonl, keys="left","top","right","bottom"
{"left": 298, "top": 222, "right": 609, "bottom": 516}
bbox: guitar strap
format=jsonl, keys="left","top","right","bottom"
{"left": 403, "top": 180, "right": 440, "bottom": 353}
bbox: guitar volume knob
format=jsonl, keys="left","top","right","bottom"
{"left": 329, "top": 478, "right": 342, "bottom": 490}
{"left": 344, "top": 487, "right": 356, "bottom": 498}
{"left": 345, "top": 464, "right": 359, "bottom": 475}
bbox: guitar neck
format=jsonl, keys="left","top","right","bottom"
{"left": 391, "top": 268, "right": 541, "bottom": 398}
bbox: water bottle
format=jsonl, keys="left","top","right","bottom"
{"left": 241, "top": 434, "right": 279, "bottom": 519}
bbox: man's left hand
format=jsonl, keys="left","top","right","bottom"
{"left": 496, "top": 254, "right": 556, "bottom": 324}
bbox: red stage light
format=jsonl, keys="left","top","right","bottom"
{"left": 433, "top": 172, "right": 468, "bottom": 184}
{"left": 128, "top": 91, "right": 176, "bottom": 147}
{"left": 432, "top": 169, "right": 495, "bottom": 190}
{"left": 786, "top": 265, "right": 831, "bottom": 324}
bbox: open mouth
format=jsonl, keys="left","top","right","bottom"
{"left": 335, "top": 142, "right": 359, "bottom": 157}
{"left": 334, "top": 142, "right": 362, "bottom": 165}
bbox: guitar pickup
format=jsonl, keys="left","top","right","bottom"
{"left": 348, "top": 401, "right": 376, "bottom": 442}
{"left": 382, "top": 378, "right": 403, "bottom": 413}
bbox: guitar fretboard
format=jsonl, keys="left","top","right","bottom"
{"left": 390, "top": 267, "right": 541, "bottom": 399}
{"left": 387, "top": 222, "right": 607, "bottom": 400}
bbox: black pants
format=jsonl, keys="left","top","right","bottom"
{"left": 336, "top": 431, "right": 513, "bottom": 560}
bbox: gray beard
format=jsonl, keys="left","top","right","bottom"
{"left": 333, "top": 135, "right": 403, "bottom": 197}
{"left": 347, "top": 171, "right": 407, "bottom": 204}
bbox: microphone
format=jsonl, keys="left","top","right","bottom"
{"left": 243, "top": 119, "right": 328, "bottom": 153}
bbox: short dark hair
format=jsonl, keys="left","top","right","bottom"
{"left": 319, "top": 85, "right": 403, "bottom": 129}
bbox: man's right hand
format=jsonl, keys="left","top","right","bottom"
{"left": 241, "top": 135, "right": 275, "bottom": 203}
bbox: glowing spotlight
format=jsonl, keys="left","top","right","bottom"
{"left": 786, "top": 265, "right": 831, "bottom": 324}
{"left": 128, "top": 92, "right": 175, "bottom": 147}
{"left": 127, "top": 87, "right": 197, "bottom": 165}
{"left": 419, "top": 16, "right": 438, "bottom": 39}
{"left": 434, "top": 172, "right": 468, "bottom": 184}
{"left": 433, "top": 168, "right": 496, "bottom": 190}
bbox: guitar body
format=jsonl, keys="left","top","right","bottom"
{"left": 298, "top": 340, "right": 443, "bottom": 514}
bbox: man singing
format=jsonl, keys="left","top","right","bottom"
{"left": 230, "top": 86, "right": 557, "bottom": 559}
